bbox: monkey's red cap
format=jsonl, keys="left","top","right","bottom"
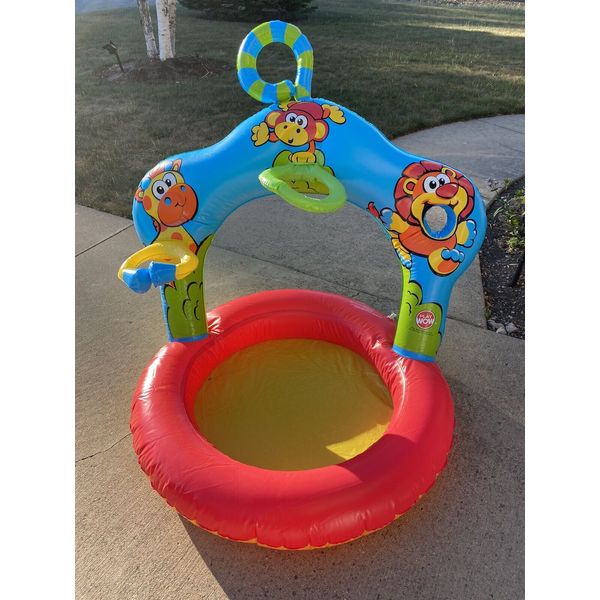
{"left": 288, "top": 101, "right": 324, "bottom": 120}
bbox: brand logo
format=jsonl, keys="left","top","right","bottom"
{"left": 416, "top": 310, "right": 435, "bottom": 329}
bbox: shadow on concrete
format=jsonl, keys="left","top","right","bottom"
{"left": 178, "top": 379, "right": 524, "bottom": 600}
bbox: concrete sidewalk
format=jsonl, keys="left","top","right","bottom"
{"left": 76, "top": 115, "right": 524, "bottom": 600}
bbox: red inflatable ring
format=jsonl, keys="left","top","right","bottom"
{"left": 131, "top": 290, "right": 454, "bottom": 550}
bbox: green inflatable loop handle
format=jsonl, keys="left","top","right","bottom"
{"left": 258, "top": 164, "right": 347, "bottom": 213}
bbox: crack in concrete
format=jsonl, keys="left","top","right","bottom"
{"left": 76, "top": 432, "right": 131, "bottom": 464}
{"left": 445, "top": 313, "right": 525, "bottom": 341}
{"left": 211, "top": 242, "right": 400, "bottom": 303}
{"left": 76, "top": 224, "right": 133, "bottom": 257}
{"left": 447, "top": 313, "right": 488, "bottom": 330}
{"left": 212, "top": 244, "right": 489, "bottom": 330}
{"left": 494, "top": 141, "right": 525, "bottom": 154}
{"left": 76, "top": 217, "right": 491, "bottom": 332}
{"left": 482, "top": 119, "right": 525, "bottom": 135}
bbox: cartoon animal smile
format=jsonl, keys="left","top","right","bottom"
{"left": 369, "top": 160, "right": 477, "bottom": 275}
{"left": 135, "top": 158, "right": 199, "bottom": 250}
{"left": 406, "top": 171, "right": 470, "bottom": 240}
{"left": 140, "top": 162, "right": 198, "bottom": 230}
{"left": 251, "top": 101, "right": 345, "bottom": 163}
{"left": 276, "top": 110, "right": 317, "bottom": 145}
{"left": 119, "top": 158, "right": 202, "bottom": 294}
{"left": 155, "top": 180, "right": 196, "bottom": 226}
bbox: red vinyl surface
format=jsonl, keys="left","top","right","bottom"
{"left": 130, "top": 289, "right": 454, "bottom": 549}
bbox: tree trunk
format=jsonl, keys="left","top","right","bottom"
{"left": 167, "top": 0, "right": 177, "bottom": 57}
{"left": 137, "top": 0, "right": 158, "bottom": 59}
{"left": 156, "top": 0, "right": 174, "bottom": 61}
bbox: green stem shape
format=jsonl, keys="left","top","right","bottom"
{"left": 161, "top": 235, "right": 214, "bottom": 342}
{"left": 393, "top": 266, "right": 445, "bottom": 361}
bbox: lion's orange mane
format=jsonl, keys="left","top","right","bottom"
{"left": 393, "top": 160, "right": 475, "bottom": 224}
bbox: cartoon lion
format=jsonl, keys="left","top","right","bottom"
{"left": 368, "top": 160, "right": 477, "bottom": 275}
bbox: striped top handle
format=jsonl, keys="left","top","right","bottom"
{"left": 237, "top": 20, "right": 314, "bottom": 103}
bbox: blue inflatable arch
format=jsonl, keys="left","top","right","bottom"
{"left": 120, "top": 20, "right": 486, "bottom": 362}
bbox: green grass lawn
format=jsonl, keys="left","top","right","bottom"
{"left": 76, "top": 0, "right": 524, "bottom": 216}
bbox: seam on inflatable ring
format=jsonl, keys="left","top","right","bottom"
{"left": 133, "top": 426, "right": 453, "bottom": 550}
{"left": 132, "top": 374, "right": 453, "bottom": 550}
{"left": 207, "top": 306, "right": 391, "bottom": 348}
{"left": 159, "top": 448, "right": 452, "bottom": 551}
{"left": 132, "top": 438, "right": 447, "bottom": 551}
{"left": 174, "top": 482, "right": 430, "bottom": 550}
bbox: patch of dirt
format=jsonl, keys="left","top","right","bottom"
{"left": 480, "top": 177, "right": 525, "bottom": 339}
{"left": 95, "top": 56, "right": 231, "bottom": 83}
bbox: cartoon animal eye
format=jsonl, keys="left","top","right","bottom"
{"left": 436, "top": 173, "right": 450, "bottom": 186}
{"left": 285, "top": 112, "right": 298, "bottom": 123}
{"left": 152, "top": 180, "right": 167, "bottom": 199}
{"left": 163, "top": 173, "right": 176, "bottom": 187}
{"left": 424, "top": 176, "right": 439, "bottom": 191}
{"left": 295, "top": 115, "right": 308, "bottom": 129}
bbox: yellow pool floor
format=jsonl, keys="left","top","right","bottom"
{"left": 194, "top": 339, "right": 393, "bottom": 470}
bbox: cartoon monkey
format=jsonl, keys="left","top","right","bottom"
{"left": 251, "top": 101, "right": 345, "bottom": 163}
{"left": 368, "top": 160, "right": 477, "bottom": 276}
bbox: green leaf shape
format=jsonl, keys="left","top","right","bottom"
{"left": 163, "top": 235, "right": 213, "bottom": 340}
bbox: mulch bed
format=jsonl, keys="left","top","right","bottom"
{"left": 95, "top": 56, "right": 231, "bottom": 83}
{"left": 480, "top": 177, "right": 525, "bottom": 339}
